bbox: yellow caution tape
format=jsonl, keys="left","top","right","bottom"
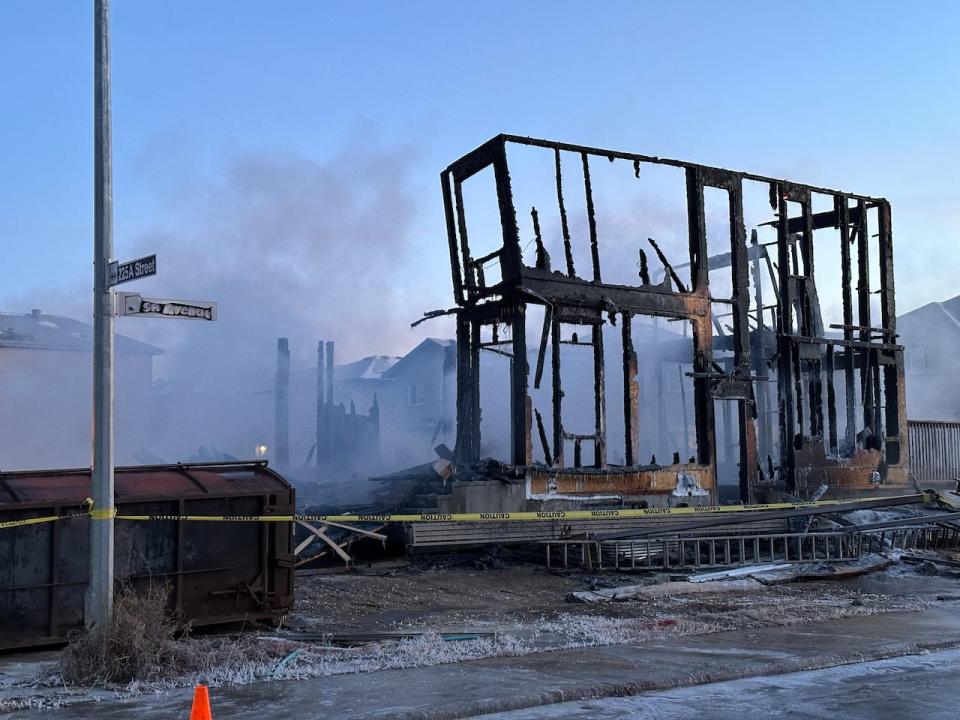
{"left": 0, "top": 506, "right": 96, "bottom": 530}
{"left": 0, "top": 493, "right": 931, "bottom": 529}
{"left": 0, "top": 514, "right": 67, "bottom": 530}
{"left": 112, "top": 493, "right": 927, "bottom": 524}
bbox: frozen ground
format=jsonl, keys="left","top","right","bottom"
{"left": 483, "top": 646, "right": 960, "bottom": 719}
{"left": 2, "top": 556, "right": 959, "bottom": 716}
{"left": 6, "top": 607, "right": 960, "bottom": 719}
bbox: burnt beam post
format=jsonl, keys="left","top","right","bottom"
{"left": 727, "top": 181, "right": 758, "bottom": 502}
{"left": 592, "top": 319, "right": 607, "bottom": 468}
{"left": 510, "top": 304, "right": 532, "bottom": 466}
{"left": 855, "top": 200, "right": 874, "bottom": 440}
{"left": 838, "top": 195, "right": 857, "bottom": 454}
{"left": 878, "top": 201, "right": 905, "bottom": 464}
{"left": 469, "top": 317, "right": 482, "bottom": 462}
{"left": 454, "top": 314, "right": 475, "bottom": 464}
{"left": 551, "top": 309, "right": 564, "bottom": 466}
{"left": 749, "top": 229, "right": 773, "bottom": 465}
{"left": 686, "top": 168, "right": 715, "bottom": 474}
{"left": 622, "top": 312, "right": 639, "bottom": 466}
{"left": 775, "top": 185, "right": 797, "bottom": 490}
{"left": 492, "top": 140, "right": 523, "bottom": 282}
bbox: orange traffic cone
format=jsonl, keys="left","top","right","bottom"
{"left": 189, "top": 684, "right": 212, "bottom": 720}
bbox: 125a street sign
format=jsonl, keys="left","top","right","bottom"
{"left": 109, "top": 254, "right": 157, "bottom": 286}
{"left": 117, "top": 293, "right": 217, "bottom": 321}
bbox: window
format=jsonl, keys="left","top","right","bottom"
{"left": 409, "top": 383, "right": 425, "bottom": 406}
{"left": 906, "top": 349, "right": 926, "bottom": 375}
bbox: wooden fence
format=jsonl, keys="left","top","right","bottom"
{"left": 909, "top": 420, "right": 960, "bottom": 486}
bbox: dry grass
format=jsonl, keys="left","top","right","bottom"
{"left": 58, "top": 582, "right": 291, "bottom": 687}
{"left": 59, "top": 582, "right": 189, "bottom": 685}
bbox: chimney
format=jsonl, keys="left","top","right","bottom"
{"left": 324, "top": 340, "right": 335, "bottom": 461}
{"left": 325, "top": 341, "right": 335, "bottom": 406}
{"left": 316, "top": 340, "right": 325, "bottom": 468}
{"left": 275, "top": 338, "right": 290, "bottom": 468}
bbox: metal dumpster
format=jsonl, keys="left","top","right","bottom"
{"left": 0, "top": 460, "right": 295, "bottom": 650}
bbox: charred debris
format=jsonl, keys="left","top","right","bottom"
{"left": 282, "top": 134, "right": 959, "bottom": 560}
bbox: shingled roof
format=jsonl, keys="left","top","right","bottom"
{"left": 0, "top": 309, "right": 164, "bottom": 355}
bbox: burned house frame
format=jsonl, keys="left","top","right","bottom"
{"left": 440, "top": 134, "right": 907, "bottom": 504}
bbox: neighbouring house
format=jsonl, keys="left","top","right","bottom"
{"left": 375, "top": 326, "right": 700, "bottom": 475}
{"left": 898, "top": 294, "right": 960, "bottom": 421}
{"left": 255, "top": 338, "right": 458, "bottom": 480}
{"left": 256, "top": 325, "right": 702, "bottom": 482}
{"left": 378, "top": 338, "right": 457, "bottom": 465}
{"left": 0, "top": 308, "right": 163, "bottom": 470}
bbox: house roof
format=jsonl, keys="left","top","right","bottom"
{"left": 382, "top": 338, "right": 455, "bottom": 379}
{"left": 899, "top": 294, "right": 960, "bottom": 331}
{"left": 335, "top": 355, "right": 400, "bottom": 381}
{"left": 257, "top": 354, "right": 399, "bottom": 394}
{"left": 937, "top": 296, "right": 960, "bottom": 330}
{"left": 0, "top": 310, "right": 164, "bottom": 356}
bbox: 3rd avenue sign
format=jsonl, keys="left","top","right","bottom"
{"left": 117, "top": 293, "right": 217, "bottom": 321}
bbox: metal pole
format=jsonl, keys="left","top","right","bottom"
{"left": 87, "top": 0, "right": 115, "bottom": 630}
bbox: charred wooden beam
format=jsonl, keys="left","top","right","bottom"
{"left": 638, "top": 249, "right": 651, "bottom": 285}
{"left": 582, "top": 153, "right": 601, "bottom": 283}
{"left": 469, "top": 318, "right": 482, "bottom": 462}
{"left": 622, "top": 313, "right": 639, "bottom": 466}
{"left": 515, "top": 272, "right": 708, "bottom": 318}
{"left": 551, "top": 310, "right": 564, "bottom": 467}
{"left": 453, "top": 179, "right": 475, "bottom": 296}
{"left": 533, "top": 303, "right": 552, "bottom": 390}
{"left": 826, "top": 344, "right": 838, "bottom": 455}
{"left": 488, "top": 134, "right": 884, "bottom": 202}
{"left": 878, "top": 200, "right": 905, "bottom": 465}
{"left": 534, "top": 408, "right": 551, "bottom": 466}
{"left": 454, "top": 315, "right": 473, "bottom": 463}
{"left": 648, "top": 237, "right": 688, "bottom": 293}
{"left": 592, "top": 321, "right": 606, "bottom": 468}
{"left": 493, "top": 151, "right": 522, "bottom": 282}
{"left": 686, "top": 168, "right": 714, "bottom": 473}
{"left": 761, "top": 203, "right": 864, "bottom": 234}
{"left": 441, "top": 172, "right": 464, "bottom": 305}
{"left": 510, "top": 306, "right": 532, "bottom": 465}
{"left": 531, "top": 206, "right": 550, "bottom": 271}
{"left": 776, "top": 185, "right": 797, "bottom": 489}
{"left": 856, "top": 199, "right": 871, "bottom": 342}
{"left": 555, "top": 148, "right": 576, "bottom": 278}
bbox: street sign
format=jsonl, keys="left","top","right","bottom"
{"left": 109, "top": 254, "right": 157, "bottom": 286}
{"left": 117, "top": 293, "right": 217, "bottom": 321}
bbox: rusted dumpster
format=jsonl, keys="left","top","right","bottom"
{"left": 0, "top": 461, "right": 294, "bottom": 650}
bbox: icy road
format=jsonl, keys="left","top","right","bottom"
{"left": 485, "top": 646, "right": 960, "bottom": 719}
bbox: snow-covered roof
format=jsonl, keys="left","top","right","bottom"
{"left": 0, "top": 310, "right": 164, "bottom": 355}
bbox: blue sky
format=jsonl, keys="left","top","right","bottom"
{"left": 1, "top": 0, "right": 958, "bottom": 363}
